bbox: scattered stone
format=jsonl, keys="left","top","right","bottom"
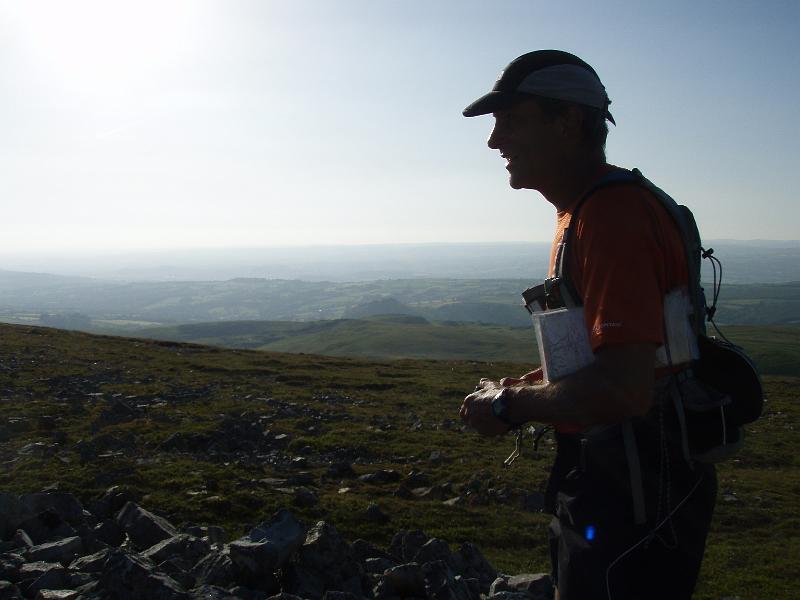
{"left": 323, "top": 462, "right": 357, "bottom": 480}
{"left": 0, "top": 580, "right": 22, "bottom": 599}
{"left": 92, "top": 519, "right": 125, "bottom": 547}
{"left": 457, "top": 543, "right": 497, "bottom": 593}
{"left": 490, "top": 573, "right": 553, "bottom": 599}
{"left": 17, "top": 511, "right": 76, "bottom": 545}
{"left": 246, "top": 510, "right": 306, "bottom": 570}
{"left": 2, "top": 491, "right": 546, "bottom": 600}
{"left": 387, "top": 530, "right": 430, "bottom": 563}
{"left": 191, "top": 551, "right": 235, "bottom": 588}
{"left": 292, "top": 488, "right": 318, "bottom": 508}
{"left": 12, "top": 530, "right": 33, "bottom": 550}
{"left": 143, "top": 534, "right": 210, "bottom": 566}
{"left": 34, "top": 589, "right": 78, "bottom": 599}
{"left": 116, "top": 502, "right": 177, "bottom": 550}
{"left": 26, "top": 537, "right": 83, "bottom": 566}
{"left": 364, "top": 504, "right": 389, "bottom": 524}
{"left": 68, "top": 549, "right": 111, "bottom": 573}
{"left": 284, "top": 521, "right": 365, "bottom": 599}
{"left": 358, "top": 470, "right": 401, "bottom": 485}
{"left": 375, "top": 563, "right": 426, "bottom": 598}
{"left": 0, "top": 494, "right": 23, "bottom": 539}
{"left": 20, "top": 493, "right": 84, "bottom": 526}
{"left": 100, "top": 550, "right": 187, "bottom": 599}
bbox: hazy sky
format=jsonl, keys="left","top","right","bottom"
{"left": 1, "top": 0, "right": 798, "bottom": 254}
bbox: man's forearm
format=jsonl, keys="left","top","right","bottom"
{"left": 502, "top": 343, "right": 656, "bottom": 426}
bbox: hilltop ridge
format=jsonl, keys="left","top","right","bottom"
{"left": 0, "top": 324, "right": 797, "bottom": 598}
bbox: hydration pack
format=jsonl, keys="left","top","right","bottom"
{"left": 522, "top": 168, "right": 764, "bottom": 464}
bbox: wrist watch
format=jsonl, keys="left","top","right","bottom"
{"left": 491, "top": 387, "right": 515, "bottom": 425}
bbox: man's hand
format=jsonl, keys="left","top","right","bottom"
{"left": 459, "top": 378, "right": 511, "bottom": 436}
{"left": 500, "top": 367, "right": 544, "bottom": 387}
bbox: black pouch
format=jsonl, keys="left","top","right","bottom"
{"left": 676, "top": 336, "right": 763, "bottom": 463}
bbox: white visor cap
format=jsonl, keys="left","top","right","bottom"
{"left": 517, "top": 64, "right": 611, "bottom": 111}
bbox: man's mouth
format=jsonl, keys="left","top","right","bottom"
{"left": 501, "top": 152, "right": 518, "bottom": 169}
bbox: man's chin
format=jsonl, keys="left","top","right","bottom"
{"left": 508, "top": 174, "right": 528, "bottom": 190}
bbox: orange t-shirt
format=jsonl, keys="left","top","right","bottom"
{"left": 549, "top": 165, "right": 688, "bottom": 353}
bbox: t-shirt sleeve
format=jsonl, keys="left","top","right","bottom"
{"left": 571, "top": 186, "right": 671, "bottom": 352}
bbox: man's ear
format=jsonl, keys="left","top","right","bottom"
{"left": 558, "top": 104, "right": 583, "bottom": 140}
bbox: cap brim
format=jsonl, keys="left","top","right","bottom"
{"left": 463, "top": 91, "right": 617, "bottom": 125}
{"left": 462, "top": 91, "right": 522, "bottom": 117}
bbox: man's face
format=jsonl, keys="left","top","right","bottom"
{"left": 487, "top": 98, "right": 565, "bottom": 191}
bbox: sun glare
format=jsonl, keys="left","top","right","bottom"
{"left": 5, "top": 0, "right": 201, "bottom": 94}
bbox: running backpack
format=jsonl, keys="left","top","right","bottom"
{"left": 523, "top": 168, "right": 764, "bottom": 464}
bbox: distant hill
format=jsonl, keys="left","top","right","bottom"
{"left": 134, "top": 318, "right": 799, "bottom": 376}
{"left": 1, "top": 274, "right": 797, "bottom": 331}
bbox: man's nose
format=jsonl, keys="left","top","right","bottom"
{"left": 487, "top": 125, "right": 502, "bottom": 149}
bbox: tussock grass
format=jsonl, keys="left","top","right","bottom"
{"left": 0, "top": 323, "right": 796, "bottom": 597}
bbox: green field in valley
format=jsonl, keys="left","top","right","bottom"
{"left": 135, "top": 317, "right": 800, "bottom": 377}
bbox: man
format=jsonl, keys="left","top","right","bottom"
{"left": 459, "top": 50, "right": 717, "bottom": 599}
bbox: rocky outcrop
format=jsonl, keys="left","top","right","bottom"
{"left": 0, "top": 489, "right": 553, "bottom": 599}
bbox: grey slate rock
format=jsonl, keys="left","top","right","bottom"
{"left": 421, "top": 561, "right": 476, "bottom": 600}
{"left": 158, "top": 557, "right": 197, "bottom": 591}
{"left": 116, "top": 502, "right": 177, "bottom": 550}
{"left": 489, "top": 574, "right": 553, "bottom": 600}
{"left": 374, "top": 563, "right": 426, "bottom": 599}
{"left": 23, "top": 565, "right": 69, "bottom": 597}
{"left": 364, "top": 504, "right": 389, "bottom": 524}
{"left": 351, "top": 539, "right": 394, "bottom": 564}
{"left": 413, "top": 539, "right": 463, "bottom": 575}
{"left": 323, "top": 463, "right": 356, "bottom": 480}
{"left": 0, "top": 580, "right": 22, "bottom": 600}
{"left": 456, "top": 543, "right": 497, "bottom": 593}
{"left": 11, "top": 531, "right": 33, "bottom": 551}
{"left": 69, "top": 548, "right": 111, "bottom": 573}
{"left": 99, "top": 550, "right": 188, "bottom": 599}
{"left": 387, "top": 530, "right": 429, "bottom": 562}
{"left": 284, "top": 521, "right": 365, "bottom": 599}
{"left": 17, "top": 561, "right": 63, "bottom": 582}
{"left": 20, "top": 493, "right": 84, "bottom": 526}
{"left": 363, "top": 557, "right": 396, "bottom": 575}
{"left": 185, "top": 526, "right": 226, "bottom": 549}
{"left": 143, "top": 534, "right": 210, "bottom": 567}
{"left": 91, "top": 519, "right": 125, "bottom": 547}
{"left": 0, "top": 495, "right": 23, "bottom": 540}
{"left": 246, "top": 510, "right": 306, "bottom": 569}
{"left": 0, "top": 554, "right": 24, "bottom": 583}
{"left": 17, "top": 511, "right": 76, "bottom": 545}
{"left": 186, "top": 585, "right": 235, "bottom": 600}
{"left": 34, "top": 590, "right": 79, "bottom": 599}
{"left": 358, "top": 470, "right": 401, "bottom": 485}
{"left": 26, "top": 536, "right": 83, "bottom": 566}
{"left": 227, "top": 540, "right": 280, "bottom": 589}
{"left": 191, "top": 551, "right": 235, "bottom": 588}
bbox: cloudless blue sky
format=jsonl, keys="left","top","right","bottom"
{"left": 0, "top": 0, "right": 797, "bottom": 254}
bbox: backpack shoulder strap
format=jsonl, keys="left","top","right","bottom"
{"left": 558, "top": 168, "right": 707, "bottom": 337}
{"left": 555, "top": 168, "right": 640, "bottom": 307}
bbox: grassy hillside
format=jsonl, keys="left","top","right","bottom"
{"left": 136, "top": 315, "right": 540, "bottom": 363}
{"left": 135, "top": 318, "right": 800, "bottom": 377}
{"left": 0, "top": 323, "right": 797, "bottom": 598}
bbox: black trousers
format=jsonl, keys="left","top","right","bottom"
{"left": 545, "top": 408, "right": 717, "bottom": 600}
